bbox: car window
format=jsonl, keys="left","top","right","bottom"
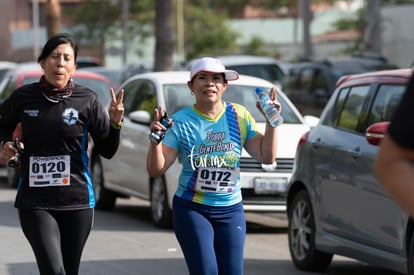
{"left": 313, "top": 69, "right": 330, "bottom": 96}
{"left": 337, "top": 85, "right": 370, "bottom": 132}
{"left": 74, "top": 77, "right": 112, "bottom": 107}
{"left": 368, "top": 85, "right": 405, "bottom": 126}
{"left": 297, "top": 68, "right": 314, "bottom": 92}
{"left": 226, "top": 64, "right": 285, "bottom": 85}
{"left": 122, "top": 80, "right": 157, "bottom": 118}
{"left": 136, "top": 81, "right": 157, "bottom": 118}
{"left": 164, "top": 84, "right": 193, "bottom": 114}
{"left": 21, "top": 77, "right": 39, "bottom": 86}
{"left": 122, "top": 80, "right": 142, "bottom": 115}
{"left": 0, "top": 76, "right": 17, "bottom": 103}
{"left": 0, "top": 69, "right": 11, "bottom": 80}
{"left": 327, "top": 87, "right": 350, "bottom": 126}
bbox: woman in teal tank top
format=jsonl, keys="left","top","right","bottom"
{"left": 147, "top": 57, "right": 281, "bottom": 275}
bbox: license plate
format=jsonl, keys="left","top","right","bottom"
{"left": 254, "top": 177, "right": 288, "bottom": 194}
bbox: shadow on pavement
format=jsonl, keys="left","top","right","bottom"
{"left": 1, "top": 178, "right": 288, "bottom": 235}
{"left": 5, "top": 258, "right": 402, "bottom": 275}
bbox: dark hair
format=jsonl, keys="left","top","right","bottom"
{"left": 37, "top": 33, "right": 78, "bottom": 63}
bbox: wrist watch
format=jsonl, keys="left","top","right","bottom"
{"left": 110, "top": 119, "right": 124, "bottom": 129}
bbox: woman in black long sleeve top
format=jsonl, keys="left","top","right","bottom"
{"left": 0, "top": 33, "right": 124, "bottom": 275}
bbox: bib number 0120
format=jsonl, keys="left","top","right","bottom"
{"left": 29, "top": 155, "right": 71, "bottom": 187}
{"left": 31, "top": 161, "right": 66, "bottom": 174}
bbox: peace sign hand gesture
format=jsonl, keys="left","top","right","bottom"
{"left": 108, "top": 88, "right": 125, "bottom": 127}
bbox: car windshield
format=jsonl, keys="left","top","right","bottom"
{"left": 163, "top": 84, "right": 301, "bottom": 124}
{"left": 21, "top": 77, "right": 111, "bottom": 108}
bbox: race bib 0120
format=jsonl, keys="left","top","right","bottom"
{"left": 29, "top": 155, "right": 71, "bottom": 187}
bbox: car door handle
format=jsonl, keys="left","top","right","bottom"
{"left": 311, "top": 138, "right": 321, "bottom": 149}
{"left": 347, "top": 147, "right": 362, "bottom": 158}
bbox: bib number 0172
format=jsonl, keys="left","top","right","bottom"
{"left": 199, "top": 169, "right": 231, "bottom": 182}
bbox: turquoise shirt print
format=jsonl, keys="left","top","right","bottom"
{"left": 163, "top": 101, "right": 259, "bottom": 207}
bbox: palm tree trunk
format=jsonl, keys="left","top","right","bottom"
{"left": 45, "top": 0, "right": 61, "bottom": 39}
{"left": 363, "top": 0, "right": 382, "bottom": 54}
{"left": 154, "top": 0, "right": 174, "bottom": 71}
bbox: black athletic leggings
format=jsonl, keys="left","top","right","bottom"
{"left": 18, "top": 208, "right": 94, "bottom": 275}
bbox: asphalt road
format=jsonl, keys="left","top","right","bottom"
{"left": 0, "top": 180, "right": 402, "bottom": 275}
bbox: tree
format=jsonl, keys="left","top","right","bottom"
{"left": 244, "top": 36, "right": 268, "bottom": 56}
{"left": 183, "top": 4, "right": 240, "bottom": 60}
{"left": 154, "top": 0, "right": 173, "bottom": 71}
{"left": 68, "top": 0, "right": 121, "bottom": 47}
{"left": 196, "top": 0, "right": 250, "bottom": 17}
{"left": 68, "top": 0, "right": 154, "bottom": 63}
{"left": 300, "top": 0, "right": 312, "bottom": 60}
{"left": 332, "top": 0, "right": 385, "bottom": 55}
{"left": 363, "top": 0, "right": 381, "bottom": 53}
{"left": 45, "top": 0, "right": 61, "bottom": 39}
{"left": 68, "top": 0, "right": 240, "bottom": 65}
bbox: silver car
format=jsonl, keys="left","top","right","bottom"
{"left": 93, "top": 71, "right": 316, "bottom": 228}
{"left": 287, "top": 68, "right": 414, "bottom": 274}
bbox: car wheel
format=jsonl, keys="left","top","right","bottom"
{"left": 150, "top": 176, "right": 173, "bottom": 228}
{"left": 407, "top": 230, "right": 414, "bottom": 275}
{"left": 6, "top": 166, "right": 19, "bottom": 188}
{"left": 288, "top": 190, "right": 333, "bottom": 271}
{"left": 91, "top": 156, "right": 116, "bottom": 211}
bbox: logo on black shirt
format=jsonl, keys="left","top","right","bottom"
{"left": 24, "top": 110, "right": 39, "bottom": 117}
{"left": 62, "top": 108, "right": 79, "bottom": 125}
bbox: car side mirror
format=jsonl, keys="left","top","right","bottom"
{"left": 365, "top": 121, "right": 390, "bottom": 146}
{"left": 303, "top": 115, "right": 319, "bottom": 128}
{"left": 129, "top": 110, "right": 151, "bottom": 125}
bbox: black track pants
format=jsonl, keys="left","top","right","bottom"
{"left": 18, "top": 208, "right": 94, "bottom": 275}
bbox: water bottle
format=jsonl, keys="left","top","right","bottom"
{"left": 255, "top": 87, "right": 283, "bottom": 127}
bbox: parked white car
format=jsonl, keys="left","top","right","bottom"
{"left": 93, "top": 71, "right": 317, "bottom": 228}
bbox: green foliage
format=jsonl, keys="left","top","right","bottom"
{"left": 208, "top": 0, "right": 251, "bottom": 16}
{"left": 66, "top": 0, "right": 242, "bottom": 62}
{"left": 332, "top": 8, "right": 364, "bottom": 31}
{"left": 129, "top": 0, "right": 154, "bottom": 22}
{"left": 66, "top": 0, "right": 154, "bottom": 46}
{"left": 243, "top": 36, "right": 268, "bottom": 56}
{"left": 60, "top": 0, "right": 414, "bottom": 63}
{"left": 64, "top": 0, "right": 120, "bottom": 43}
{"left": 247, "top": 0, "right": 337, "bottom": 10}
{"left": 183, "top": 6, "right": 240, "bottom": 60}
{"left": 248, "top": 0, "right": 293, "bottom": 9}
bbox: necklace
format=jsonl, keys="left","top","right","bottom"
{"left": 42, "top": 92, "right": 60, "bottom": 103}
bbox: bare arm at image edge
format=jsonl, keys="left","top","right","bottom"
{"left": 375, "top": 135, "right": 414, "bottom": 217}
{"left": 375, "top": 72, "right": 414, "bottom": 217}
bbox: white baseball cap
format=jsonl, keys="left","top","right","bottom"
{"left": 190, "top": 57, "right": 239, "bottom": 81}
